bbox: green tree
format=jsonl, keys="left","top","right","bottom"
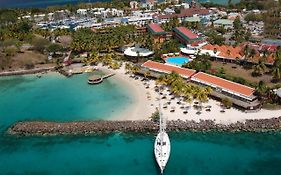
{"left": 183, "top": 54, "right": 212, "bottom": 72}
{"left": 31, "top": 37, "right": 50, "bottom": 53}
{"left": 272, "top": 52, "right": 281, "bottom": 81}
{"left": 252, "top": 59, "right": 266, "bottom": 76}
{"left": 47, "top": 43, "right": 64, "bottom": 55}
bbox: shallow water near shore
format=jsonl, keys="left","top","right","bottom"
{"left": 1, "top": 74, "right": 281, "bottom": 174}
{"left": 0, "top": 132, "right": 281, "bottom": 175}
{"left": 0, "top": 72, "right": 135, "bottom": 130}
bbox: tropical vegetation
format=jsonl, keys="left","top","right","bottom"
{"left": 183, "top": 54, "right": 212, "bottom": 72}
{"left": 156, "top": 72, "right": 212, "bottom": 105}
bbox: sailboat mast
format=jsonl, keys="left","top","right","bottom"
{"left": 158, "top": 92, "right": 164, "bottom": 133}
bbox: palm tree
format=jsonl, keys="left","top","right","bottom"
{"left": 272, "top": 55, "right": 281, "bottom": 81}
{"left": 204, "top": 87, "right": 213, "bottom": 95}
{"left": 102, "top": 54, "right": 113, "bottom": 66}
{"left": 132, "top": 65, "right": 140, "bottom": 74}
{"left": 243, "top": 45, "right": 250, "bottom": 64}
{"left": 144, "top": 71, "right": 151, "bottom": 79}
{"left": 256, "top": 81, "right": 268, "bottom": 99}
{"left": 156, "top": 75, "right": 168, "bottom": 86}
{"left": 253, "top": 59, "right": 266, "bottom": 76}
{"left": 125, "top": 62, "right": 133, "bottom": 74}
{"left": 193, "top": 87, "right": 209, "bottom": 108}
{"left": 272, "top": 67, "right": 281, "bottom": 81}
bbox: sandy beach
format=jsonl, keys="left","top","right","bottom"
{"left": 97, "top": 63, "right": 281, "bottom": 124}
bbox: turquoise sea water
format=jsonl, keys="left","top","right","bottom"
{"left": 1, "top": 74, "right": 281, "bottom": 175}
{"left": 0, "top": 0, "right": 240, "bottom": 8}
{"left": 0, "top": 73, "right": 134, "bottom": 130}
{"left": 1, "top": 132, "right": 281, "bottom": 175}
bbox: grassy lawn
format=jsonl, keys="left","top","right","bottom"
{"left": 210, "top": 61, "right": 276, "bottom": 87}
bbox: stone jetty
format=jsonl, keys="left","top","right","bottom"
{"left": 7, "top": 117, "right": 281, "bottom": 136}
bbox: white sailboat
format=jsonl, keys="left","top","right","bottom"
{"left": 154, "top": 95, "right": 171, "bottom": 174}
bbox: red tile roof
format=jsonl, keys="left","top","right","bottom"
{"left": 142, "top": 60, "right": 196, "bottom": 78}
{"left": 175, "top": 27, "right": 198, "bottom": 40}
{"left": 192, "top": 72, "right": 255, "bottom": 97}
{"left": 202, "top": 44, "right": 243, "bottom": 59}
{"left": 148, "top": 23, "right": 165, "bottom": 33}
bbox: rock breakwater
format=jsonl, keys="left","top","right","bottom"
{"left": 8, "top": 117, "right": 281, "bottom": 136}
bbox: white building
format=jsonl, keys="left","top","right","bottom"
{"left": 77, "top": 9, "right": 87, "bottom": 15}
{"left": 130, "top": 1, "right": 139, "bottom": 9}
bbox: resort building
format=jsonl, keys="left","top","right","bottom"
{"left": 141, "top": 60, "right": 196, "bottom": 79}
{"left": 121, "top": 15, "right": 153, "bottom": 26}
{"left": 124, "top": 46, "right": 154, "bottom": 62}
{"left": 173, "top": 27, "right": 203, "bottom": 44}
{"left": 141, "top": 60, "right": 260, "bottom": 110}
{"left": 147, "top": 23, "right": 166, "bottom": 43}
{"left": 191, "top": 72, "right": 259, "bottom": 110}
{"left": 201, "top": 44, "right": 244, "bottom": 62}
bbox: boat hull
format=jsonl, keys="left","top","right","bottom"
{"left": 154, "top": 132, "right": 170, "bottom": 174}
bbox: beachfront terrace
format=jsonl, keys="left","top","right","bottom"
{"left": 141, "top": 60, "right": 196, "bottom": 79}
{"left": 140, "top": 60, "right": 259, "bottom": 110}
{"left": 191, "top": 72, "right": 259, "bottom": 110}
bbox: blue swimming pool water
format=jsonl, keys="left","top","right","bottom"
{"left": 166, "top": 57, "right": 190, "bottom": 66}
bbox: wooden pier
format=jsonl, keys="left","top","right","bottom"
{"left": 102, "top": 73, "right": 115, "bottom": 79}
{"left": 88, "top": 73, "right": 115, "bottom": 85}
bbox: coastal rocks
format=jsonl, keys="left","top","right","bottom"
{"left": 0, "top": 67, "right": 55, "bottom": 77}
{"left": 7, "top": 117, "right": 281, "bottom": 136}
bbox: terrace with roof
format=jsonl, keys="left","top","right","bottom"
{"left": 173, "top": 27, "right": 203, "bottom": 44}
{"left": 141, "top": 60, "right": 260, "bottom": 110}
{"left": 191, "top": 72, "right": 260, "bottom": 110}
{"left": 141, "top": 60, "right": 196, "bottom": 79}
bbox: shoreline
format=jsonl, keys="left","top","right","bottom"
{"left": 97, "top": 64, "right": 155, "bottom": 121}
{"left": 97, "top": 64, "right": 281, "bottom": 124}
{"left": 0, "top": 67, "right": 56, "bottom": 77}
{"left": 1, "top": 63, "right": 281, "bottom": 125}
{"left": 7, "top": 117, "right": 281, "bottom": 136}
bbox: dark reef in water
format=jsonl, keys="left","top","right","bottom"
{"left": 7, "top": 117, "right": 281, "bottom": 136}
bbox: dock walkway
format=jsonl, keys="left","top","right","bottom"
{"left": 102, "top": 73, "right": 115, "bottom": 79}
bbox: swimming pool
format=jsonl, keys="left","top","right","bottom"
{"left": 166, "top": 57, "right": 190, "bottom": 66}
